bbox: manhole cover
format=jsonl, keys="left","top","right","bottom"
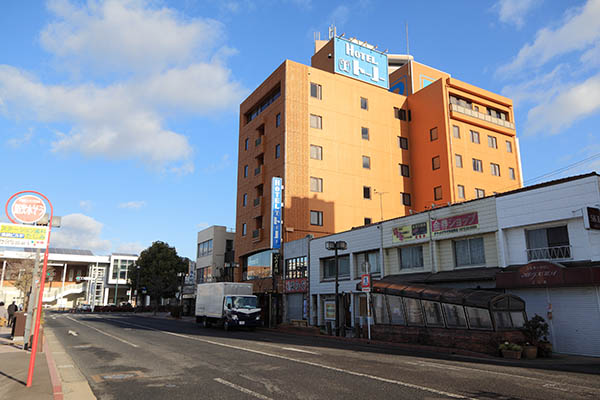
{"left": 92, "top": 370, "right": 144, "bottom": 383}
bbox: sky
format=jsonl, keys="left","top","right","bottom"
{"left": 1, "top": 0, "right": 599, "bottom": 260}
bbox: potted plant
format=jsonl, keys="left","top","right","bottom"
{"left": 499, "top": 342, "right": 523, "bottom": 359}
{"left": 523, "top": 342, "right": 538, "bottom": 359}
{"left": 522, "top": 314, "right": 551, "bottom": 358}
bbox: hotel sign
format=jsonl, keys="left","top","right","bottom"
{"left": 392, "top": 222, "right": 428, "bottom": 243}
{"left": 0, "top": 223, "right": 49, "bottom": 249}
{"left": 270, "top": 177, "right": 283, "bottom": 249}
{"left": 334, "top": 37, "right": 389, "bottom": 89}
{"left": 431, "top": 212, "right": 479, "bottom": 237}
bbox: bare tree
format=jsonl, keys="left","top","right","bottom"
{"left": 6, "top": 258, "right": 55, "bottom": 310}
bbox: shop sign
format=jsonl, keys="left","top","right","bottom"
{"left": 584, "top": 207, "right": 600, "bottom": 230}
{"left": 361, "top": 274, "right": 371, "bottom": 292}
{"left": 392, "top": 221, "right": 428, "bottom": 243}
{"left": 334, "top": 37, "right": 389, "bottom": 89}
{"left": 517, "top": 262, "right": 564, "bottom": 286}
{"left": 431, "top": 212, "right": 478, "bottom": 237}
{"left": 324, "top": 300, "right": 336, "bottom": 320}
{"left": 10, "top": 194, "right": 46, "bottom": 224}
{"left": 270, "top": 177, "right": 283, "bottom": 249}
{"left": 285, "top": 278, "right": 308, "bottom": 293}
{"left": 0, "top": 223, "right": 49, "bottom": 249}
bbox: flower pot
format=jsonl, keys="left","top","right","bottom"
{"left": 501, "top": 349, "right": 522, "bottom": 359}
{"left": 538, "top": 342, "right": 553, "bottom": 358}
{"left": 523, "top": 345, "right": 537, "bottom": 359}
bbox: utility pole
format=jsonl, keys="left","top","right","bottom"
{"left": 325, "top": 241, "right": 347, "bottom": 337}
{"left": 113, "top": 262, "right": 120, "bottom": 305}
{"left": 24, "top": 250, "right": 41, "bottom": 350}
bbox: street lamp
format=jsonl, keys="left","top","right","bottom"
{"left": 135, "top": 265, "right": 140, "bottom": 308}
{"left": 325, "top": 240, "right": 347, "bottom": 337}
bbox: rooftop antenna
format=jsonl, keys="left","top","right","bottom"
{"left": 405, "top": 22, "right": 410, "bottom": 54}
{"left": 328, "top": 24, "right": 337, "bottom": 39}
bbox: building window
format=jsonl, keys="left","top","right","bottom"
{"left": 285, "top": 256, "right": 308, "bottom": 279}
{"left": 399, "top": 246, "right": 424, "bottom": 269}
{"left": 506, "top": 140, "right": 513, "bottom": 153}
{"left": 310, "top": 144, "right": 322, "bottom": 160}
{"left": 450, "top": 95, "right": 472, "bottom": 109}
{"left": 490, "top": 163, "right": 500, "bottom": 176}
{"left": 488, "top": 135, "right": 498, "bottom": 149}
{"left": 245, "top": 85, "right": 281, "bottom": 123}
{"left": 243, "top": 193, "right": 247, "bottom": 207}
{"left": 470, "top": 130, "right": 480, "bottom": 144}
{"left": 275, "top": 144, "right": 281, "bottom": 159}
{"left": 472, "top": 158, "right": 483, "bottom": 172}
{"left": 321, "top": 255, "right": 350, "bottom": 279}
{"left": 310, "top": 177, "right": 323, "bottom": 192}
{"left": 399, "top": 163, "right": 410, "bottom": 177}
{"left": 197, "top": 239, "right": 213, "bottom": 257}
{"left": 526, "top": 226, "right": 570, "bottom": 261}
{"left": 356, "top": 250, "right": 381, "bottom": 275}
{"left": 475, "top": 188, "right": 485, "bottom": 198}
{"left": 398, "top": 136, "right": 408, "bottom": 150}
{"left": 362, "top": 156, "right": 371, "bottom": 169}
{"left": 394, "top": 107, "right": 407, "bottom": 120}
{"left": 364, "top": 217, "right": 372, "bottom": 225}
{"left": 276, "top": 113, "right": 281, "bottom": 127}
{"left": 488, "top": 107, "right": 508, "bottom": 121}
{"left": 457, "top": 185, "right": 465, "bottom": 199}
{"left": 361, "top": 127, "right": 369, "bottom": 140}
{"left": 455, "top": 154, "right": 463, "bottom": 168}
{"left": 310, "top": 210, "right": 323, "bottom": 226}
{"left": 244, "top": 138, "right": 248, "bottom": 151}
{"left": 434, "top": 186, "right": 442, "bottom": 201}
{"left": 430, "top": 127, "right": 438, "bottom": 141}
{"left": 408, "top": 110, "right": 412, "bottom": 121}
{"left": 243, "top": 165, "right": 248, "bottom": 177}
{"left": 509, "top": 167, "right": 516, "bottom": 180}
{"left": 360, "top": 97, "right": 368, "bottom": 110}
{"left": 363, "top": 186, "right": 371, "bottom": 199}
{"left": 432, "top": 156, "right": 440, "bottom": 170}
{"left": 453, "top": 125, "right": 460, "bottom": 138}
{"left": 310, "top": 114, "right": 322, "bottom": 129}
{"left": 402, "top": 192, "right": 411, "bottom": 206}
{"left": 242, "top": 223, "right": 247, "bottom": 236}
{"left": 310, "top": 82, "right": 322, "bottom": 99}
{"left": 454, "top": 237, "right": 485, "bottom": 267}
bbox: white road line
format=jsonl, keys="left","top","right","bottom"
{"left": 281, "top": 347, "right": 319, "bottom": 355}
{"left": 103, "top": 317, "right": 476, "bottom": 400}
{"left": 214, "top": 378, "right": 274, "bottom": 400}
{"left": 65, "top": 316, "right": 139, "bottom": 348}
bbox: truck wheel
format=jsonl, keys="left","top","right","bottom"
{"left": 223, "top": 320, "right": 231, "bottom": 331}
{"left": 202, "top": 317, "right": 211, "bottom": 328}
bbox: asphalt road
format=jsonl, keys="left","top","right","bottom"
{"left": 45, "top": 313, "right": 600, "bottom": 400}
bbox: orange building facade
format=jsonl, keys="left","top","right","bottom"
{"left": 234, "top": 36, "right": 523, "bottom": 295}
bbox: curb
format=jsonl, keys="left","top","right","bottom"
{"left": 44, "top": 336, "right": 64, "bottom": 400}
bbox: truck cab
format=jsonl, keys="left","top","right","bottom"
{"left": 223, "top": 295, "right": 261, "bottom": 330}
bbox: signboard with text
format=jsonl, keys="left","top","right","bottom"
{"left": 270, "top": 177, "right": 283, "bottom": 249}
{"left": 361, "top": 274, "right": 371, "bottom": 292}
{"left": 284, "top": 278, "right": 308, "bottom": 293}
{"left": 10, "top": 194, "right": 46, "bottom": 224}
{"left": 392, "top": 221, "right": 428, "bottom": 243}
{"left": 584, "top": 207, "right": 600, "bottom": 230}
{"left": 324, "top": 300, "right": 336, "bottom": 320}
{"left": 431, "top": 212, "right": 479, "bottom": 237}
{"left": 334, "top": 37, "right": 389, "bottom": 89}
{"left": 0, "top": 223, "right": 49, "bottom": 249}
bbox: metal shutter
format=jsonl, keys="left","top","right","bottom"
{"left": 286, "top": 294, "right": 303, "bottom": 321}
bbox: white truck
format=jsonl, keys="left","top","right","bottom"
{"left": 195, "top": 282, "right": 262, "bottom": 330}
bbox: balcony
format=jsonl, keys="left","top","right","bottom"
{"left": 526, "top": 245, "right": 572, "bottom": 262}
{"left": 450, "top": 103, "right": 515, "bottom": 130}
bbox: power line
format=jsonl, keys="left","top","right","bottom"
{"left": 524, "top": 152, "right": 600, "bottom": 185}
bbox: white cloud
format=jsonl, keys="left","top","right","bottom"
{"left": 6, "top": 131, "right": 33, "bottom": 148}
{"left": 79, "top": 200, "right": 93, "bottom": 211}
{"left": 498, "top": 0, "right": 600, "bottom": 74}
{"left": 115, "top": 241, "right": 145, "bottom": 254}
{"left": 0, "top": 0, "right": 246, "bottom": 172}
{"left": 494, "top": 0, "right": 540, "bottom": 28}
{"left": 50, "top": 213, "right": 111, "bottom": 252}
{"left": 118, "top": 200, "right": 146, "bottom": 209}
{"left": 525, "top": 73, "right": 600, "bottom": 134}
{"left": 202, "top": 154, "right": 231, "bottom": 173}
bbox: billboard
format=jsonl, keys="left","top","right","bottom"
{"left": 270, "top": 177, "right": 283, "bottom": 249}
{"left": 334, "top": 37, "right": 389, "bottom": 89}
{"left": 431, "top": 212, "right": 479, "bottom": 237}
{"left": 0, "top": 223, "right": 49, "bottom": 249}
{"left": 392, "top": 221, "right": 429, "bottom": 243}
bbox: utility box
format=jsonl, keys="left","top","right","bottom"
{"left": 11, "top": 311, "right": 26, "bottom": 339}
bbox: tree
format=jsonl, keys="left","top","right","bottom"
{"left": 131, "top": 241, "right": 187, "bottom": 313}
{"left": 6, "top": 258, "right": 55, "bottom": 311}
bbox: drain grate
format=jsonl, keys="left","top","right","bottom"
{"left": 92, "top": 370, "right": 144, "bottom": 383}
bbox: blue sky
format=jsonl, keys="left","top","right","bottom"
{"left": 1, "top": 0, "right": 599, "bottom": 259}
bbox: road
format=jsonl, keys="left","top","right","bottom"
{"left": 45, "top": 313, "right": 600, "bottom": 400}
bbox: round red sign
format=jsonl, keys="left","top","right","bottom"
{"left": 11, "top": 194, "right": 46, "bottom": 224}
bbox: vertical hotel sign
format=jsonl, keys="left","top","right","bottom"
{"left": 334, "top": 37, "right": 389, "bottom": 89}
{"left": 271, "top": 177, "right": 283, "bottom": 249}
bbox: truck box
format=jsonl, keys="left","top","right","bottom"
{"left": 195, "top": 282, "right": 253, "bottom": 318}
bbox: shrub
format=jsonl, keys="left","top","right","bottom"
{"left": 522, "top": 314, "right": 549, "bottom": 344}
{"left": 499, "top": 342, "right": 522, "bottom": 352}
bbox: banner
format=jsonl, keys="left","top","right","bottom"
{"left": 431, "top": 212, "right": 479, "bottom": 237}
{"left": 0, "top": 223, "right": 49, "bottom": 249}
{"left": 392, "top": 221, "right": 428, "bottom": 243}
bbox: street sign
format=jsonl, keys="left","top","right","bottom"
{"left": 361, "top": 274, "right": 371, "bottom": 292}
{"left": 0, "top": 223, "right": 49, "bottom": 249}
{"left": 10, "top": 194, "right": 47, "bottom": 224}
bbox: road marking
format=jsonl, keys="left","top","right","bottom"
{"left": 214, "top": 378, "right": 274, "bottom": 400}
{"left": 104, "top": 317, "right": 476, "bottom": 400}
{"left": 65, "top": 316, "right": 139, "bottom": 348}
{"left": 281, "top": 347, "right": 319, "bottom": 355}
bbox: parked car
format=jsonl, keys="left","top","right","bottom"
{"left": 76, "top": 304, "right": 92, "bottom": 312}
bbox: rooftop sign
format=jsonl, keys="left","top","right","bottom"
{"left": 334, "top": 37, "right": 389, "bottom": 89}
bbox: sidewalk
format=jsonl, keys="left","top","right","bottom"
{"left": 0, "top": 325, "right": 96, "bottom": 400}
